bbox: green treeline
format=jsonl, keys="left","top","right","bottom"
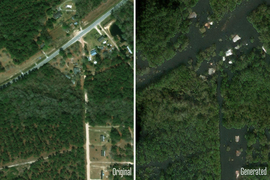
{"left": 136, "top": 65, "right": 220, "bottom": 179}
{"left": 220, "top": 49, "right": 270, "bottom": 179}
{"left": 0, "top": 62, "right": 5, "bottom": 73}
{"left": 0, "top": 0, "right": 62, "bottom": 64}
{"left": 0, "top": 147, "right": 85, "bottom": 179}
{"left": 0, "top": 64, "right": 84, "bottom": 165}
{"left": 209, "top": 0, "right": 244, "bottom": 21}
{"left": 221, "top": 49, "right": 270, "bottom": 129}
{"left": 247, "top": 4, "right": 270, "bottom": 53}
{"left": 112, "top": 1, "right": 134, "bottom": 49}
{"left": 136, "top": 0, "right": 198, "bottom": 67}
{"left": 242, "top": 128, "right": 270, "bottom": 180}
{"left": 85, "top": 63, "right": 133, "bottom": 127}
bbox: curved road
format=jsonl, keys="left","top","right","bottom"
{"left": 35, "top": 0, "right": 127, "bottom": 70}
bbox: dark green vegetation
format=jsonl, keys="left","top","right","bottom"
{"left": 75, "top": 0, "right": 105, "bottom": 19}
{"left": 220, "top": 50, "right": 270, "bottom": 179}
{"left": 112, "top": 1, "right": 133, "bottom": 49}
{"left": 108, "top": 164, "right": 133, "bottom": 180}
{"left": 110, "top": 128, "right": 121, "bottom": 145}
{"left": 242, "top": 128, "right": 269, "bottom": 180}
{"left": 109, "top": 127, "right": 132, "bottom": 161}
{"left": 247, "top": 4, "right": 270, "bottom": 53}
{"left": 0, "top": 0, "right": 62, "bottom": 64}
{"left": 136, "top": 0, "right": 198, "bottom": 67}
{"left": 0, "top": 62, "right": 5, "bottom": 72}
{"left": 209, "top": 0, "right": 244, "bottom": 21}
{"left": 137, "top": 65, "right": 221, "bottom": 179}
{"left": 0, "top": 147, "right": 85, "bottom": 179}
{"left": 221, "top": 50, "right": 270, "bottom": 129}
{"left": 111, "top": 143, "right": 133, "bottom": 162}
{"left": 0, "top": 64, "right": 84, "bottom": 165}
{"left": 84, "top": 63, "right": 133, "bottom": 127}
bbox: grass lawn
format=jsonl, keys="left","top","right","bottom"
{"left": 82, "top": 0, "right": 122, "bottom": 28}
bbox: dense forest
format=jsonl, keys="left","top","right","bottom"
{"left": 209, "top": 0, "right": 244, "bottom": 21}
{"left": 136, "top": 0, "right": 198, "bottom": 67}
{"left": 242, "top": 127, "right": 270, "bottom": 180}
{"left": 136, "top": 65, "right": 220, "bottom": 179}
{"left": 219, "top": 47, "right": 270, "bottom": 178}
{"left": 0, "top": 0, "right": 63, "bottom": 64}
{"left": 0, "top": 147, "right": 85, "bottom": 179}
{"left": 112, "top": 1, "right": 133, "bottom": 49}
{"left": 247, "top": 4, "right": 270, "bottom": 53}
{"left": 0, "top": 64, "right": 84, "bottom": 165}
{"left": 221, "top": 49, "right": 270, "bottom": 129}
{"left": 84, "top": 63, "right": 133, "bottom": 127}
{"left": 75, "top": 0, "right": 104, "bottom": 19}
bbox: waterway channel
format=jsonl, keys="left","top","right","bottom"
{"left": 136, "top": 0, "right": 270, "bottom": 179}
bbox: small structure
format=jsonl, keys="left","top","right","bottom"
{"left": 94, "top": 61, "right": 97, "bottom": 64}
{"left": 235, "top": 136, "right": 239, "bottom": 142}
{"left": 101, "top": 170, "right": 104, "bottom": 179}
{"left": 53, "top": 12, "right": 62, "bottom": 19}
{"left": 88, "top": 56, "right": 92, "bottom": 61}
{"left": 65, "top": 75, "right": 71, "bottom": 79}
{"left": 236, "top": 150, "right": 241, "bottom": 156}
{"left": 74, "top": 22, "right": 78, "bottom": 26}
{"left": 90, "top": 49, "right": 97, "bottom": 56}
{"left": 40, "top": 43, "right": 45, "bottom": 49}
{"left": 228, "top": 61, "right": 233, "bottom": 64}
{"left": 127, "top": 46, "right": 132, "bottom": 54}
{"left": 73, "top": 67, "right": 80, "bottom": 75}
{"left": 262, "top": 46, "right": 267, "bottom": 53}
{"left": 98, "top": 36, "right": 105, "bottom": 42}
{"left": 101, "top": 150, "right": 105, "bottom": 156}
{"left": 188, "top": 12, "right": 197, "bottom": 19}
{"left": 209, "top": 21, "right": 213, "bottom": 25}
{"left": 233, "top": 35, "right": 241, "bottom": 43}
{"left": 222, "top": 56, "right": 226, "bottom": 61}
{"left": 208, "top": 68, "right": 216, "bottom": 75}
{"left": 66, "top": 5, "right": 72, "bottom": 9}
{"left": 236, "top": 171, "right": 239, "bottom": 179}
{"left": 100, "top": 135, "right": 105, "bottom": 142}
{"left": 225, "top": 49, "right": 233, "bottom": 57}
{"left": 235, "top": 45, "right": 240, "bottom": 50}
{"left": 103, "top": 40, "right": 107, "bottom": 44}
{"left": 199, "top": 75, "right": 206, "bottom": 80}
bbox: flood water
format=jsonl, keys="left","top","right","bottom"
{"left": 136, "top": 0, "right": 270, "bottom": 179}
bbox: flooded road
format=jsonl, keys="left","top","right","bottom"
{"left": 136, "top": 0, "right": 269, "bottom": 179}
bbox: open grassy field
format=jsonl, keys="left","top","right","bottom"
{"left": 82, "top": 0, "right": 122, "bottom": 28}
{"left": 90, "top": 164, "right": 110, "bottom": 179}
{"left": 89, "top": 129, "right": 111, "bottom": 145}
{"left": 90, "top": 144, "right": 112, "bottom": 162}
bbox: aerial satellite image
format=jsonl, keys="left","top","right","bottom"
{"left": 0, "top": 0, "right": 134, "bottom": 179}
{"left": 136, "top": 0, "right": 270, "bottom": 180}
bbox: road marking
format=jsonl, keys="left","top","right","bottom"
{"left": 42, "top": 51, "right": 48, "bottom": 58}
{"left": 95, "top": 26, "right": 102, "bottom": 35}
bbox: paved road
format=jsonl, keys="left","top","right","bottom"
{"left": 33, "top": 0, "right": 127, "bottom": 70}
{"left": 0, "top": 0, "right": 127, "bottom": 87}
